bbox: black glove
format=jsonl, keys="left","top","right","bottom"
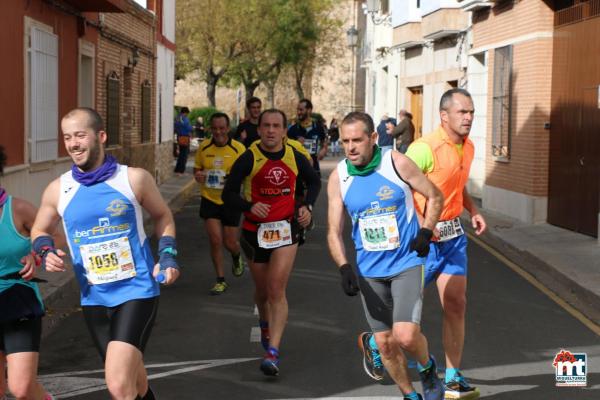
{"left": 339, "top": 264, "right": 360, "bottom": 296}
{"left": 410, "top": 228, "right": 433, "bottom": 257}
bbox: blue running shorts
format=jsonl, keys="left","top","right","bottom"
{"left": 424, "top": 234, "right": 468, "bottom": 286}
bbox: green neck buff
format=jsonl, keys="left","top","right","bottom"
{"left": 346, "top": 145, "right": 382, "bottom": 176}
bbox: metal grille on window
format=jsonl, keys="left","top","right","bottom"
{"left": 492, "top": 45, "right": 512, "bottom": 160}
{"left": 141, "top": 80, "right": 151, "bottom": 143}
{"left": 106, "top": 71, "right": 120, "bottom": 146}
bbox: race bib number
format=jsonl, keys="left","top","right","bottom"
{"left": 436, "top": 217, "right": 464, "bottom": 242}
{"left": 303, "top": 139, "right": 318, "bottom": 154}
{"left": 205, "top": 169, "right": 226, "bottom": 189}
{"left": 358, "top": 214, "right": 400, "bottom": 251}
{"left": 257, "top": 220, "right": 292, "bottom": 249}
{"left": 80, "top": 237, "right": 136, "bottom": 285}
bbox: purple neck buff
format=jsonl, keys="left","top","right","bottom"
{"left": 71, "top": 155, "right": 118, "bottom": 186}
{"left": 0, "top": 187, "right": 6, "bottom": 207}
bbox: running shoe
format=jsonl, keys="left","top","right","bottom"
{"left": 358, "top": 332, "right": 384, "bottom": 381}
{"left": 260, "top": 326, "right": 270, "bottom": 351}
{"left": 444, "top": 372, "right": 479, "bottom": 399}
{"left": 232, "top": 254, "right": 245, "bottom": 277}
{"left": 404, "top": 395, "right": 423, "bottom": 400}
{"left": 418, "top": 356, "right": 445, "bottom": 400}
{"left": 209, "top": 281, "right": 228, "bottom": 295}
{"left": 260, "top": 347, "right": 280, "bottom": 376}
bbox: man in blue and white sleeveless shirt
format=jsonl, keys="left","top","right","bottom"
{"left": 327, "top": 112, "right": 445, "bottom": 400}
{"left": 31, "top": 108, "right": 180, "bottom": 400}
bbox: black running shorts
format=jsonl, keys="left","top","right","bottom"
{"left": 240, "top": 222, "right": 300, "bottom": 264}
{"left": 82, "top": 296, "right": 159, "bottom": 360}
{"left": 199, "top": 197, "right": 241, "bottom": 227}
{"left": 0, "top": 316, "right": 42, "bottom": 354}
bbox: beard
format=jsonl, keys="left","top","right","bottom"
{"left": 73, "top": 137, "right": 102, "bottom": 171}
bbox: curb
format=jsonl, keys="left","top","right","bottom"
{"left": 460, "top": 215, "right": 600, "bottom": 326}
{"left": 40, "top": 176, "right": 197, "bottom": 338}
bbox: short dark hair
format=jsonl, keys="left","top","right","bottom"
{"left": 180, "top": 107, "right": 190, "bottom": 114}
{"left": 258, "top": 109, "right": 287, "bottom": 128}
{"left": 299, "top": 99, "right": 313, "bottom": 110}
{"left": 439, "top": 88, "right": 472, "bottom": 112}
{"left": 341, "top": 112, "right": 375, "bottom": 135}
{"left": 246, "top": 96, "right": 262, "bottom": 109}
{"left": 209, "top": 112, "right": 230, "bottom": 127}
{"left": 63, "top": 107, "right": 105, "bottom": 133}
{"left": 0, "top": 146, "right": 6, "bottom": 176}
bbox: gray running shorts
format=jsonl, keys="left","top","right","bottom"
{"left": 358, "top": 265, "right": 424, "bottom": 332}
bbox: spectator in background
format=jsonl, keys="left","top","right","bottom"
{"left": 174, "top": 106, "right": 193, "bottom": 175}
{"left": 328, "top": 118, "right": 340, "bottom": 156}
{"left": 235, "top": 97, "right": 262, "bottom": 147}
{"left": 377, "top": 114, "right": 395, "bottom": 153}
{"left": 195, "top": 116, "right": 205, "bottom": 139}
{"left": 389, "top": 109, "right": 415, "bottom": 154}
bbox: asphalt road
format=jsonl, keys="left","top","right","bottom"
{"left": 36, "top": 160, "right": 600, "bottom": 399}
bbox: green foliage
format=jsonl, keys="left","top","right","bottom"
{"left": 189, "top": 107, "right": 220, "bottom": 125}
{"left": 176, "top": 0, "right": 344, "bottom": 103}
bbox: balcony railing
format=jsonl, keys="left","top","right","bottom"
{"left": 555, "top": 0, "right": 600, "bottom": 27}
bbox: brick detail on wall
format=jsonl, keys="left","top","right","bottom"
{"left": 484, "top": 38, "right": 553, "bottom": 197}
{"left": 96, "top": 5, "right": 157, "bottom": 173}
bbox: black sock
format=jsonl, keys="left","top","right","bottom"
{"left": 138, "top": 386, "right": 155, "bottom": 400}
{"left": 217, "top": 277, "right": 225, "bottom": 283}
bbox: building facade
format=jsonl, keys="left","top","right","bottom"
{"left": 0, "top": 0, "right": 174, "bottom": 205}
{"left": 363, "top": 0, "right": 600, "bottom": 238}
{"left": 0, "top": 1, "right": 122, "bottom": 204}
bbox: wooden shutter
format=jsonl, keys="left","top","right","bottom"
{"left": 30, "top": 27, "right": 58, "bottom": 162}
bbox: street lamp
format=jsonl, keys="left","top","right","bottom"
{"left": 346, "top": 25, "right": 359, "bottom": 112}
{"left": 346, "top": 25, "right": 359, "bottom": 48}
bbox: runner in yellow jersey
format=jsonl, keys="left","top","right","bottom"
{"left": 194, "top": 112, "right": 247, "bottom": 295}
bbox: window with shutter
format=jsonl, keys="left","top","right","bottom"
{"left": 106, "top": 72, "right": 120, "bottom": 146}
{"left": 29, "top": 27, "right": 58, "bottom": 163}
{"left": 141, "top": 80, "right": 151, "bottom": 143}
{"left": 492, "top": 45, "right": 512, "bottom": 161}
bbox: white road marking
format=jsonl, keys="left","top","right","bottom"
{"left": 39, "top": 358, "right": 259, "bottom": 399}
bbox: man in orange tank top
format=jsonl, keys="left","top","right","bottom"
{"left": 360, "top": 89, "right": 487, "bottom": 399}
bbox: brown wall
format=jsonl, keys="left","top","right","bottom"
{"left": 548, "top": 16, "right": 600, "bottom": 236}
{"left": 97, "top": 5, "right": 156, "bottom": 171}
{"left": 0, "top": 2, "right": 98, "bottom": 167}
{"left": 472, "top": 1, "right": 554, "bottom": 197}
{"left": 472, "top": 0, "right": 554, "bottom": 48}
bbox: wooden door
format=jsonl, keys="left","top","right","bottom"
{"left": 409, "top": 87, "right": 423, "bottom": 139}
{"left": 548, "top": 88, "right": 599, "bottom": 237}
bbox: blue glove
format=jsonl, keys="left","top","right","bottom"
{"left": 32, "top": 235, "right": 57, "bottom": 270}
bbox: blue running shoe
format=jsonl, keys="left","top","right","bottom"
{"left": 419, "top": 356, "right": 445, "bottom": 400}
{"left": 444, "top": 372, "right": 479, "bottom": 399}
{"left": 260, "top": 347, "right": 279, "bottom": 376}
{"left": 358, "top": 332, "right": 384, "bottom": 381}
{"left": 404, "top": 394, "right": 423, "bottom": 400}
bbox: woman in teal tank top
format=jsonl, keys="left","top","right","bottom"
{"left": 0, "top": 147, "right": 54, "bottom": 399}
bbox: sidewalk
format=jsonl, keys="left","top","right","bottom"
{"left": 461, "top": 207, "right": 600, "bottom": 326}
{"left": 38, "top": 164, "right": 197, "bottom": 336}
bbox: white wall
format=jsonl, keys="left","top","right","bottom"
{"left": 467, "top": 51, "right": 488, "bottom": 198}
{"left": 420, "top": 0, "right": 461, "bottom": 16}
{"left": 162, "top": 0, "right": 175, "bottom": 42}
{"left": 391, "top": 0, "right": 422, "bottom": 27}
{"left": 156, "top": 44, "right": 175, "bottom": 143}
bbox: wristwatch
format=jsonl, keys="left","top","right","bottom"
{"left": 306, "top": 204, "right": 313, "bottom": 212}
